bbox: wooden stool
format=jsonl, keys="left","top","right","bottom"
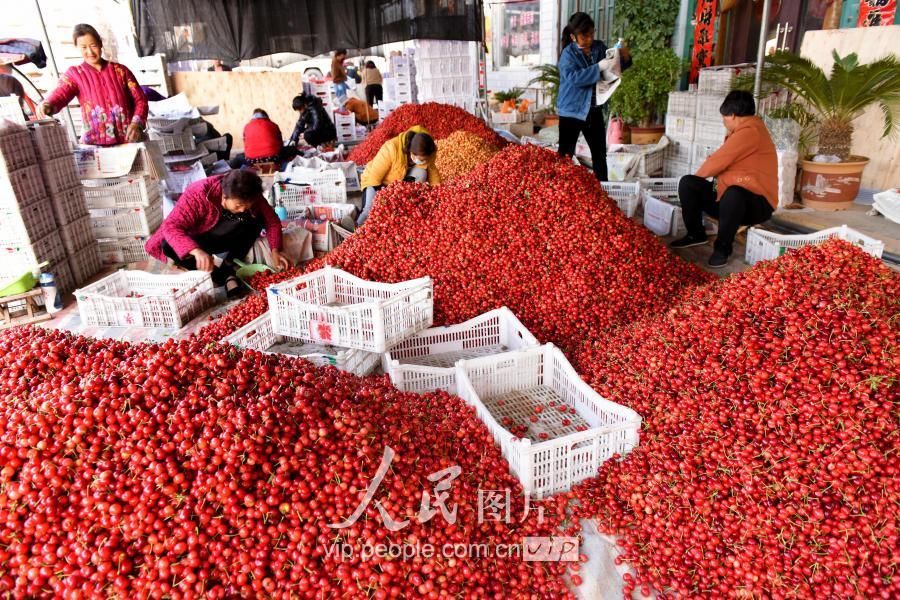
{"left": 0, "top": 288, "right": 52, "bottom": 329}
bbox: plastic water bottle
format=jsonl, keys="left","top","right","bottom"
{"left": 40, "top": 272, "right": 63, "bottom": 314}
{"left": 274, "top": 205, "right": 289, "bottom": 221}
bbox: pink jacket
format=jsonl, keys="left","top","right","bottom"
{"left": 45, "top": 61, "right": 148, "bottom": 146}
{"left": 145, "top": 175, "right": 283, "bottom": 261}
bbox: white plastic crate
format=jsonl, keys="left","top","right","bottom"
{"left": 665, "top": 114, "right": 695, "bottom": 141}
{"left": 89, "top": 203, "right": 163, "bottom": 238}
{"left": 666, "top": 91, "right": 697, "bottom": 118}
{"left": 223, "top": 312, "right": 380, "bottom": 377}
{"left": 82, "top": 176, "right": 159, "bottom": 209}
{"left": 30, "top": 120, "right": 71, "bottom": 161}
{"left": 664, "top": 160, "right": 691, "bottom": 178}
{"left": 694, "top": 120, "right": 727, "bottom": 145}
{"left": 0, "top": 96, "right": 26, "bottom": 126}
{"left": 694, "top": 94, "right": 727, "bottom": 120}
{"left": 148, "top": 129, "right": 196, "bottom": 155}
{"left": 455, "top": 344, "right": 641, "bottom": 497}
{"left": 75, "top": 270, "right": 214, "bottom": 329}
{"left": 60, "top": 215, "right": 95, "bottom": 254}
{"left": 745, "top": 225, "right": 885, "bottom": 266}
{"left": 601, "top": 181, "right": 642, "bottom": 218}
{"left": 305, "top": 203, "right": 357, "bottom": 222}
{"left": 698, "top": 64, "right": 754, "bottom": 96}
{"left": 0, "top": 130, "right": 37, "bottom": 173}
{"left": 267, "top": 266, "right": 434, "bottom": 353}
{"left": 665, "top": 139, "right": 692, "bottom": 164}
{"left": 51, "top": 186, "right": 89, "bottom": 225}
{"left": 691, "top": 142, "right": 719, "bottom": 172}
{"left": 383, "top": 308, "right": 539, "bottom": 395}
{"left": 0, "top": 165, "right": 47, "bottom": 208}
{"left": 274, "top": 168, "right": 347, "bottom": 209}
{"left": 642, "top": 193, "right": 686, "bottom": 238}
{"left": 0, "top": 200, "right": 58, "bottom": 246}
{"left": 40, "top": 155, "right": 81, "bottom": 195}
{"left": 97, "top": 236, "right": 151, "bottom": 265}
{"left": 0, "top": 233, "right": 66, "bottom": 277}
{"left": 640, "top": 177, "right": 680, "bottom": 200}
{"left": 68, "top": 244, "right": 103, "bottom": 285}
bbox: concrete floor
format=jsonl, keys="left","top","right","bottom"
{"left": 771, "top": 203, "right": 900, "bottom": 260}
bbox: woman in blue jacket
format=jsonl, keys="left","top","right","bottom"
{"left": 557, "top": 12, "right": 631, "bottom": 182}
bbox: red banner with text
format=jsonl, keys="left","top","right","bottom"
{"left": 690, "top": 0, "right": 719, "bottom": 82}
{"left": 858, "top": 0, "right": 896, "bottom": 26}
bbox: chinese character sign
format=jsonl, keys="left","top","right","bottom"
{"left": 691, "top": 0, "right": 719, "bottom": 82}
{"left": 858, "top": 0, "right": 896, "bottom": 26}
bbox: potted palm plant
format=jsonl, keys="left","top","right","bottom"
{"left": 756, "top": 50, "right": 900, "bottom": 210}
{"left": 528, "top": 64, "right": 560, "bottom": 127}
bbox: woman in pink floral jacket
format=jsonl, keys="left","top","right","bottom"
{"left": 38, "top": 24, "right": 147, "bottom": 146}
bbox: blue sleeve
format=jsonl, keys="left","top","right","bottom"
{"left": 559, "top": 47, "right": 601, "bottom": 89}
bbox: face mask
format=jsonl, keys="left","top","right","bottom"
{"left": 411, "top": 156, "right": 427, "bottom": 166}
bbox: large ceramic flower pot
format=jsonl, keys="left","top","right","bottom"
{"left": 799, "top": 156, "right": 869, "bottom": 211}
{"left": 630, "top": 125, "right": 665, "bottom": 145}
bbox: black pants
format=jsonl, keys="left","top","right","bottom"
{"left": 558, "top": 106, "right": 607, "bottom": 182}
{"left": 228, "top": 146, "right": 297, "bottom": 170}
{"left": 161, "top": 214, "right": 263, "bottom": 285}
{"left": 679, "top": 175, "right": 774, "bottom": 256}
{"left": 366, "top": 84, "right": 383, "bottom": 106}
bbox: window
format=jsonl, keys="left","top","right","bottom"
{"left": 488, "top": 0, "right": 541, "bottom": 69}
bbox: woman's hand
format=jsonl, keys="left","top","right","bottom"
{"left": 36, "top": 102, "right": 54, "bottom": 119}
{"left": 189, "top": 248, "right": 214, "bottom": 272}
{"left": 271, "top": 249, "right": 292, "bottom": 272}
{"left": 125, "top": 122, "right": 143, "bottom": 143}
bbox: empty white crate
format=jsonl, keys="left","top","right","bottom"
{"left": 76, "top": 270, "right": 214, "bottom": 329}
{"left": 51, "top": 186, "right": 89, "bottom": 225}
{"left": 639, "top": 177, "right": 680, "bottom": 200}
{"left": 601, "top": 181, "right": 642, "bottom": 218}
{"left": 273, "top": 169, "right": 347, "bottom": 211}
{"left": 0, "top": 233, "right": 66, "bottom": 277}
{"left": 665, "top": 114, "right": 695, "bottom": 141}
{"left": 60, "top": 215, "right": 96, "bottom": 254}
{"left": 455, "top": 344, "right": 642, "bottom": 497}
{"left": 68, "top": 244, "right": 103, "bottom": 285}
{"left": 0, "top": 165, "right": 47, "bottom": 208}
{"left": 0, "top": 200, "right": 58, "bottom": 246}
{"left": 40, "top": 155, "right": 81, "bottom": 195}
{"left": 89, "top": 203, "right": 163, "bottom": 237}
{"left": 643, "top": 193, "right": 686, "bottom": 238}
{"left": 148, "top": 129, "right": 196, "bottom": 155}
{"left": 30, "top": 120, "right": 72, "bottom": 161}
{"left": 82, "top": 175, "right": 160, "bottom": 208}
{"left": 383, "top": 308, "right": 540, "bottom": 395}
{"left": 97, "top": 236, "right": 151, "bottom": 265}
{"left": 745, "top": 225, "right": 885, "bottom": 266}
{"left": 223, "top": 312, "right": 380, "bottom": 377}
{"left": 267, "top": 266, "right": 434, "bottom": 353}
{"left": 0, "top": 130, "right": 37, "bottom": 173}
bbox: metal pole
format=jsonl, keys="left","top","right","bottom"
{"left": 753, "top": 0, "right": 772, "bottom": 100}
{"left": 33, "top": 0, "right": 77, "bottom": 140}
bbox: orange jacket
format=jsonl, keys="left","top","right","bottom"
{"left": 695, "top": 116, "right": 778, "bottom": 209}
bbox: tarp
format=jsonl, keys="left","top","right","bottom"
{"left": 132, "top": 0, "right": 484, "bottom": 62}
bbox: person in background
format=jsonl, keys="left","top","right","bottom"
{"left": 331, "top": 49, "right": 349, "bottom": 98}
{"left": 229, "top": 108, "right": 294, "bottom": 168}
{"left": 361, "top": 60, "right": 383, "bottom": 107}
{"left": 0, "top": 64, "right": 27, "bottom": 108}
{"left": 37, "top": 24, "right": 147, "bottom": 145}
{"left": 357, "top": 127, "right": 440, "bottom": 226}
{"left": 556, "top": 12, "right": 631, "bottom": 182}
{"left": 342, "top": 94, "right": 379, "bottom": 126}
{"left": 207, "top": 59, "right": 233, "bottom": 72}
{"left": 145, "top": 169, "right": 289, "bottom": 298}
{"left": 288, "top": 94, "right": 337, "bottom": 148}
{"left": 670, "top": 91, "right": 777, "bottom": 268}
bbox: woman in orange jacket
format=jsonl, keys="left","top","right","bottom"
{"left": 670, "top": 90, "right": 778, "bottom": 268}
{"left": 357, "top": 126, "right": 440, "bottom": 226}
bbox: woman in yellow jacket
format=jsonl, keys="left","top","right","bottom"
{"left": 357, "top": 126, "right": 440, "bottom": 225}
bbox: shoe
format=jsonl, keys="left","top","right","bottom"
{"left": 225, "top": 277, "right": 248, "bottom": 299}
{"left": 669, "top": 234, "right": 707, "bottom": 249}
{"left": 707, "top": 252, "right": 729, "bottom": 269}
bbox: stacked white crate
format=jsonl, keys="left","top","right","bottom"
{"left": 30, "top": 120, "right": 103, "bottom": 291}
{"left": 0, "top": 126, "right": 71, "bottom": 291}
{"left": 663, "top": 91, "right": 696, "bottom": 177}
{"left": 79, "top": 144, "right": 163, "bottom": 267}
{"left": 414, "top": 40, "right": 478, "bottom": 113}
{"left": 384, "top": 55, "right": 417, "bottom": 105}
